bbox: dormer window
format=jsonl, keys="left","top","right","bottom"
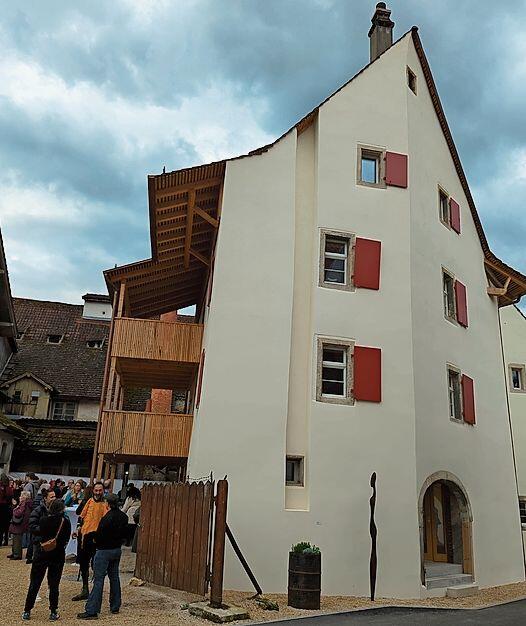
{"left": 47, "top": 334, "right": 63, "bottom": 344}
{"left": 87, "top": 339, "right": 104, "bottom": 349}
{"left": 16, "top": 331, "right": 25, "bottom": 340}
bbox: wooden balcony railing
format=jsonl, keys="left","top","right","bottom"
{"left": 98, "top": 410, "right": 193, "bottom": 461}
{"left": 111, "top": 318, "right": 203, "bottom": 363}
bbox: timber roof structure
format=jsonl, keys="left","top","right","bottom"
{"left": 0, "top": 412, "right": 27, "bottom": 438}
{"left": 1, "top": 298, "right": 110, "bottom": 400}
{"left": 105, "top": 27, "right": 526, "bottom": 312}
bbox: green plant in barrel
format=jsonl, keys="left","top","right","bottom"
{"left": 288, "top": 541, "right": 321, "bottom": 609}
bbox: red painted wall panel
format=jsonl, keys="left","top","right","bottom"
{"left": 354, "top": 238, "right": 381, "bottom": 290}
{"left": 455, "top": 280, "right": 468, "bottom": 327}
{"left": 385, "top": 151, "right": 408, "bottom": 188}
{"left": 461, "top": 374, "right": 476, "bottom": 424}
{"left": 354, "top": 346, "right": 382, "bottom": 402}
{"left": 450, "top": 198, "right": 461, "bottom": 233}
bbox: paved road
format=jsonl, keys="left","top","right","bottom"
{"left": 255, "top": 600, "right": 526, "bottom": 625}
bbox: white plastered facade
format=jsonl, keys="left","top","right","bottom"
{"left": 500, "top": 306, "right": 526, "bottom": 503}
{"left": 188, "top": 33, "right": 525, "bottom": 598}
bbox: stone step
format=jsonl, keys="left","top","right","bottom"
{"left": 424, "top": 562, "right": 463, "bottom": 576}
{"left": 446, "top": 583, "right": 479, "bottom": 598}
{"left": 426, "top": 574, "right": 474, "bottom": 590}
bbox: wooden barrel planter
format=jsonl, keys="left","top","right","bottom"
{"left": 287, "top": 552, "right": 321, "bottom": 609}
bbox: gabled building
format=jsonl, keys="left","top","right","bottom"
{"left": 2, "top": 294, "right": 111, "bottom": 476}
{"left": 500, "top": 304, "right": 526, "bottom": 532}
{"left": 0, "top": 229, "right": 21, "bottom": 473}
{"left": 93, "top": 5, "right": 526, "bottom": 598}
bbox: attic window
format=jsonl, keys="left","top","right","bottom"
{"left": 16, "top": 331, "right": 25, "bottom": 340}
{"left": 47, "top": 334, "right": 63, "bottom": 344}
{"left": 407, "top": 67, "right": 417, "bottom": 94}
{"left": 87, "top": 339, "right": 104, "bottom": 349}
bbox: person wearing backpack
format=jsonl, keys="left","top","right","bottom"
{"left": 7, "top": 490, "right": 32, "bottom": 560}
{"left": 23, "top": 498, "right": 71, "bottom": 621}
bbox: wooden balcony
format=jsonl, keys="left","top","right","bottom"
{"left": 98, "top": 410, "right": 193, "bottom": 463}
{"left": 111, "top": 317, "right": 203, "bottom": 388}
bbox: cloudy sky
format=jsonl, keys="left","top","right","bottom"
{"left": 1, "top": 0, "right": 525, "bottom": 304}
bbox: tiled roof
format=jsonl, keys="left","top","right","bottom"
{"left": 14, "top": 418, "right": 96, "bottom": 451}
{"left": 0, "top": 412, "right": 27, "bottom": 438}
{"left": 2, "top": 298, "right": 110, "bottom": 400}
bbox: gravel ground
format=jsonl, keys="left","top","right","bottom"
{"left": 2, "top": 545, "right": 526, "bottom": 625}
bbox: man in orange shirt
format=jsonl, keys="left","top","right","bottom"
{"left": 72, "top": 482, "right": 109, "bottom": 601}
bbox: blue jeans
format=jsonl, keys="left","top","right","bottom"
{"left": 85, "top": 548, "right": 122, "bottom": 616}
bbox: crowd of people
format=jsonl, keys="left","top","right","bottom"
{"left": 0, "top": 472, "right": 142, "bottom": 621}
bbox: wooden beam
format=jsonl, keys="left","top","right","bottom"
{"left": 189, "top": 248, "right": 210, "bottom": 267}
{"left": 485, "top": 259, "right": 526, "bottom": 290}
{"left": 155, "top": 190, "right": 218, "bottom": 211}
{"left": 487, "top": 276, "right": 511, "bottom": 297}
{"left": 184, "top": 189, "right": 196, "bottom": 270}
{"left": 154, "top": 176, "right": 223, "bottom": 200}
{"left": 194, "top": 205, "right": 219, "bottom": 228}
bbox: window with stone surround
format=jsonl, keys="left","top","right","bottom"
{"left": 316, "top": 337, "right": 354, "bottom": 405}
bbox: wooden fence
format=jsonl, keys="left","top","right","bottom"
{"left": 135, "top": 480, "right": 216, "bottom": 596}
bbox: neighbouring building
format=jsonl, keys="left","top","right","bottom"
{"left": 93, "top": 5, "right": 526, "bottom": 598}
{"left": 500, "top": 304, "right": 526, "bottom": 533}
{"left": 0, "top": 230, "right": 24, "bottom": 473}
{"left": 2, "top": 294, "right": 111, "bottom": 476}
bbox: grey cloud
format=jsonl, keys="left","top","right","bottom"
{"left": 0, "top": 0, "right": 525, "bottom": 301}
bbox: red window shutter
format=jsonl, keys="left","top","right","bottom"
{"left": 196, "top": 350, "right": 205, "bottom": 408}
{"left": 450, "top": 198, "right": 461, "bottom": 233}
{"left": 354, "top": 346, "right": 381, "bottom": 402}
{"left": 454, "top": 280, "right": 468, "bottom": 327}
{"left": 354, "top": 238, "right": 381, "bottom": 290}
{"left": 385, "top": 152, "right": 408, "bottom": 188}
{"left": 461, "top": 374, "right": 476, "bottom": 425}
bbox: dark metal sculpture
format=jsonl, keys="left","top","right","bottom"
{"left": 369, "top": 472, "right": 377, "bottom": 601}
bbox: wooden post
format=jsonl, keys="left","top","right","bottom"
{"left": 90, "top": 288, "right": 119, "bottom": 480}
{"left": 210, "top": 479, "right": 228, "bottom": 608}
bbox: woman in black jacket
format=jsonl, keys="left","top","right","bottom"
{"left": 23, "top": 499, "right": 71, "bottom": 621}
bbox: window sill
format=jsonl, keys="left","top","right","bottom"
{"left": 356, "top": 180, "right": 386, "bottom": 190}
{"left": 316, "top": 396, "right": 355, "bottom": 406}
{"left": 510, "top": 388, "right": 526, "bottom": 394}
{"left": 318, "top": 282, "right": 354, "bottom": 293}
{"left": 444, "top": 315, "right": 459, "bottom": 327}
{"left": 449, "top": 416, "right": 474, "bottom": 427}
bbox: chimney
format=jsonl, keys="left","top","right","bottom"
{"left": 368, "top": 3, "right": 395, "bottom": 62}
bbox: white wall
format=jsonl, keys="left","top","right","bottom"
{"left": 406, "top": 40, "right": 524, "bottom": 588}
{"left": 82, "top": 301, "right": 112, "bottom": 320}
{"left": 500, "top": 305, "right": 526, "bottom": 498}
{"left": 188, "top": 32, "right": 525, "bottom": 597}
{"left": 77, "top": 400, "right": 100, "bottom": 421}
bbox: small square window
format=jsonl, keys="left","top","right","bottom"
{"left": 439, "top": 189, "right": 450, "bottom": 225}
{"left": 30, "top": 391, "right": 40, "bottom": 404}
{"left": 447, "top": 368, "right": 462, "bottom": 421}
{"left": 87, "top": 339, "right": 104, "bottom": 349}
{"left": 442, "top": 270, "right": 456, "bottom": 321}
{"left": 407, "top": 67, "right": 417, "bottom": 94}
{"left": 12, "top": 390, "right": 22, "bottom": 404}
{"left": 16, "top": 331, "right": 25, "bottom": 340}
{"left": 510, "top": 365, "right": 526, "bottom": 392}
{"left": 357, "top": 145, "right": 386, "bottom": 189}
{"left": 319, "top": 230, "right": 354, "bottom": 291}
{"left": 286, "top": 456, "right": 304, "bottom": 486}
{"left": 47, "top": 334, "right": 63, "bottom": 344}
{"left": 316, "top": 337, "right": 354, "bottom": 405}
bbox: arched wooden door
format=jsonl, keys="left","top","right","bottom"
{"left": 423, "top": 482, "right": 449, "bottom": 563}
